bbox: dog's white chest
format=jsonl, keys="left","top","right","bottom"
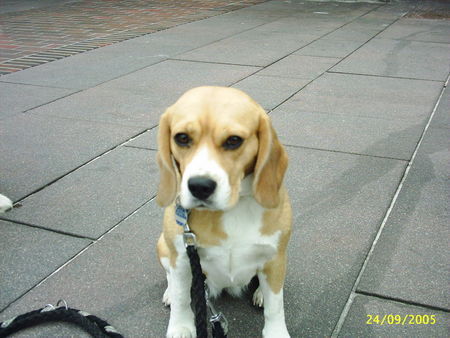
{"left": 198, "top": 197, "right": 280, "bottom": 294}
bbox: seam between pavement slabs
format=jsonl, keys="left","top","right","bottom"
{"left": 0, "top": 219, "right": 96, "bottom": 241}
{"left": 283, "top": 144, "right": 410, "bottom": 162}
{"left": 355, "top": 291, "right": 450, "bottom": 313}
{"left": 278, "top": 107, "right": 438, "bottom": 124}
{"left": 327, "top": 70, "right": 446, "bottom": 83}
{"left": 0, "top": 196, "right": 157, "bottom": 314}
{"left": 0, "top": 128, "right": 152, "bottom": 205}
{"left": 167, "top": 58, "right": 261, "bottom": 68}
{"left": 0, "top": 80, "right": 78, "bottom": 90}
{"left": 331, "top": 74, "right": 449, "bottom": 337}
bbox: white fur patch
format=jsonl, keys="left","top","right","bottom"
{"left": 179, "top": 146, "right": 230, "bottom": 210}
{"left": 198, "top": 192, "right": 281, "bottom": 297}
{"left": 0, "top": 194, "right": 13, "bottom": 213}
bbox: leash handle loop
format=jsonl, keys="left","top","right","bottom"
{"left": 0, "top": 305, "right": 123, "bottom": 338}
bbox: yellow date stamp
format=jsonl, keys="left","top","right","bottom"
{"left": 366, "top": 314, "right": 437, "bottom": 325}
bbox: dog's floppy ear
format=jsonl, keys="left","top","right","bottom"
{"left": 253, "top": 113, "right": 288, "bottom": 209}
{"left": 156, "top": 109, "right": 178, "bottom": 207}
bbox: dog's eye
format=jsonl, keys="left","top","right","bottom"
{"left": 223, "top": 136, "right": 243, "bottom": 150}
{"left": 174, "top": 133, "right": 191, "bottom": 147}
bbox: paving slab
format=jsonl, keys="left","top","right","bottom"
{"left": 0, "top": 201, "right": 167, "bottom": 337}
{"left": 2, "top": 146, "right": 158, "bottom": 239}
{"left": 357, "top": 127, "right": 450, "bottom": 310}
{"left": 0, "top": 44, "right": 167, "bottom": 90}
{"left": 377, "top": 18, "right": 450, "bottom": 44}
{"left": 323, "top": 23, "right": 385, "bottom": 43}
{"left": 0, "top": 220, "right": 90, "bottom": 311}
{"left": 281, "top": 72, "right": 443, "bottom": 121}
{"left": 257, "top": 54, "right": 340, "bottom": 80}
{"left": 340, "top": 294, "right": 450, "bottom": 337}
{"left": 232, "top": 75, "right": 310, "bottom": 111}
{"left": 0, "top": 114, "right": 143, "bottom": 201}
{"left": 0, "top": 82, "right": 75, "bottom": 119}
{"left": 175, "top": 19, "right": 320, "bottom": 66}
{"left": 0, "top": 147, "right": 407, "bottom": 336}
{"left": 331, "top": 38, "right": 450, "bottom": 81}
{"left": 295, "top": 38, "right": 366, "bottom": 58}
{"left": 270, "top": 109, "right": 424, "bottom": 160}
{"left": 125, "top": 128, "right": 158, "bottom": 150}
{"left": 28, "top": 60, "right": 260, "bottom": 128}
{"left": 430, "top": 86, "right": 450, "bottom": 129}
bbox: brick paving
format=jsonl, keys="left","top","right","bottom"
{"left": 0, "top": 0, "right": 267, "bottom": 75}
{"left": 404, "top": 0, "right": 450, "bottom": 19}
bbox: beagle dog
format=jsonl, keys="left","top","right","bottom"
{"left": 156, "top": 86, "right": 291, "bottom": 338}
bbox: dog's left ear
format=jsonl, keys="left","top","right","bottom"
{"left": 156, "top": 109, "right": 178, "bottom": 207}
{"left": 253, "top": 113, "right": 288, "bottom": 209}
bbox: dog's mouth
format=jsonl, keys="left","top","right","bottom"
{"left": 191, "top": 200, "right": 215, "bottom": 210}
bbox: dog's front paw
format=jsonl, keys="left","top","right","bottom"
{"left": 162, "top": 287, "right": 171, "bottom": 306}
{"left": 253, "top": 286, "right": 264, "bottom": 308}
{"left": 166, "top": 325, "right": 196, "bottom": 338}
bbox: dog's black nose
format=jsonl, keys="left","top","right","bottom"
{"left": 188, "top": 176, "right": 217, "bottom": 200}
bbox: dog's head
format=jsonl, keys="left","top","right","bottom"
{"left": 156, "top": 86, "right": 288, "bottom": 210}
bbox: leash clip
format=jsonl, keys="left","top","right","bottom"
{"left": 183, "top": 231, "right": 197, "bottom": 248}
{"left": 205, "top": 284, "right": 228, "bottom": 335}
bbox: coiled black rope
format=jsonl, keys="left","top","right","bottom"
{"left": 0, "top": 306, "right": 122, "bottom": 338}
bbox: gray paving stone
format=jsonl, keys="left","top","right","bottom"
{"left": 331, "top": 38, "right": 450, "bottom": 81}
{"left": 257, "top": 54, "right": 340, "bottom": 80}
{"left": 270, "top": 109, "right": 424, "bottom": 160}
{"left": 340, "top": 294, "right": 450, "bottom": 337}
{"left": 282, "top": 73, "right": 443, "bottom": 121}
{"left": 320, "top": 21, "right": 384, "bottom": 42}
{"left": 0, "top": 82, "right": 75, "bottom": 119}
{"left": 0, "top": 147, "right": 407, "bottom": 337}
{"left": 377, "top": 18, "right": 450, "bottom": 44}
{"left": 125, "top": 128, "right": 158, "bottom": 150}
{"left": 0, "top": 201, "right": 166, "bottom": 337}
{"left": 431, "top": 86, "right": 450, "bottom": 129}
{"left": 0, "top": 220, "right": 90, "bottom": 311}
{"left": 295, "top": 38, "right": 366, "bottom": 58}
{"left": 232, "top": 75, "right": 310, "bottom": 111}
{"left": 2, "top": 147, "right": 158, "bottom": 239}
{"left": 0, "top": 114, "right": 143, "bottom": 201}
{"left": 0, "top": 44, "right": 167, "bottom": 90}
{"left": 175, "top": 20, "right": 319, "bottom": 66}
{"left": 357, "top": 127, "right": 450, "bottom": 310}
{"left": 28, "top": 60, "right": 260, "bottom": 127}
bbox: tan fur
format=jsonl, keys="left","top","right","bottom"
{"left": 261, "top": 187, "right": 292, "bottom": 293}
{"left": 156, "top": 86, "right": 291, "bottom": 294}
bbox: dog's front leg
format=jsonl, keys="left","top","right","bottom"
{"left": 258, "top": 256, "right": 290, "bottom": 338}
{"left": 167, "top": 248, "right": 196, "bottom": 338}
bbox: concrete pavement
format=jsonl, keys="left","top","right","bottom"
{"left": 0, "top": 0, "right": 449, "bottom": 336}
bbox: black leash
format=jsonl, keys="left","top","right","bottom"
{"left": 0, "top": 301, "right": 122, "bottom": 338}
{"left": 176, "top": 201, "right": 228, "bottom": 338}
